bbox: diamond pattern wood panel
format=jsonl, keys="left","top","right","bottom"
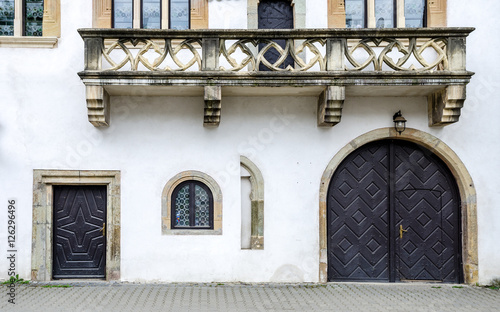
{"left": 394, "top": 142, "right": 461, "bottom": 282}
{"left": 328, "top": 140, "right": 461, "bottom": 282}
{"left": 53, "top": 186, "right": 107, "bottom": 278}
{"left": 327, "top": 143, "right": 390, "bottom": 280}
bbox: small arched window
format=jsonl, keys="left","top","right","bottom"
{"left": 171, "top": 180, "right": 213, "bottom": 229}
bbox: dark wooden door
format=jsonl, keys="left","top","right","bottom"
{"left": 327, "top": 140, "right": 462, "bottom": 282}
{"left": 393, "top": 142, "right": 461, "bottom": 282}
{"left": 327, "top": 142, "right": 391, "bottom": 281}
{"left": 258, "top": 0, "right": 294, "bottom": 71}
{"left": 53, "top": 185, "right": 107, "bottom": 279}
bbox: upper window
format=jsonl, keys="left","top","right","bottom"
{"left": 111, "top": 0, "right": 201, "bottom": 29}
{"left": 0, "top": 0, "right": 44, "bottom": 36}
{"left": 0, "top": 0, "right": 59, "bottom": 47}
{"left": 171, "top": 180, "right": 213, "bottom": 229}
{"left": 345, "top": 0, "right": 426, "bottom": 28}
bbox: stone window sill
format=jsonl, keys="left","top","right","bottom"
{"left": 0, "top": 36, "right": 58, "bottom": 48}
{"left": 162, "top": 229, "right": 222, "bottom": 235}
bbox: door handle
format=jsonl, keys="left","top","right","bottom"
{"left": 100, "top": 223, "right": 105, "bottom": 237}
{"left": 399, "top": 224, "right": 408, "bottom": 239}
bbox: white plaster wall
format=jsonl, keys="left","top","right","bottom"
{"left": 305, "top": 0, "right": 328, "bottom": 28}
{"left": 447, "top": 0, "right": 500, "bottom": 284}
{"left": 0, "top": 0, "right": 498, "bottom": 284}
{"left": 209, "top": 0, "right": 247, "bottom": 29}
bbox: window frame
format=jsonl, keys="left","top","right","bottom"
{"left": 0, "top": 0, "right": 59, "bottom": 48}
{"left": 108, "top": 0, "right": 198, "bottom": 29}
{"left": 171, "top": 180, "right": 214, "bottom": 230}
{"left": 162, "top": 170, "right": 222, "bottom": 235}
{"left": 330, "top": 0, "right": 441, "bottom": 28}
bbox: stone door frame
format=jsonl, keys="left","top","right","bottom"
{"left": 32, "top": 170, "right": 121, "bottom": 281}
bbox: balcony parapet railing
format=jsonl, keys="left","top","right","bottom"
{"left": 77, "top": 28, "right": 474, "bottom": 128}
{"left": 79, "top": 28, "right": 473, "bottom": 74}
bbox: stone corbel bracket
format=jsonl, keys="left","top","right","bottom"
{"left": 317, "top": 86, "right": 345, "bottom": 127}
{"left": 86, "top": 85, "right": 110, "bottom": 127}
{"left": 428, "top": 85, "right": 466, "bottom": 126}
{"left": 204, "top": 86, "right": 221, "bottom": 127}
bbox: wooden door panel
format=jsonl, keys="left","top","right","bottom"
{"left": 328, "top": 142, "right": 390, "bottom": 281}
{"left": 394, "top": 142, "right": 461, "bottom": 282}
{"left": 53, "top": 185, "right": 107, "bottom": 279}
{"left": 396, "top": 189, "right": 443, "bottom": 280}
{"left": 328, "top": 140, "right": 461, "bottom": 283}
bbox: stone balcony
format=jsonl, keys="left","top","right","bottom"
{"left": 77, "top": 28, "right": 474, "bottom": 127}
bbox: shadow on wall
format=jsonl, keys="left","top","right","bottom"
{"left": 270, "top": 264, "right": 305, "bottom": 282}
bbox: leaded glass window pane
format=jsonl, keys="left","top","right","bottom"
{"left": 170, "top": 0, "right": 189, "bottom": 30}
{"left": 194, "top": 185, "right": 210, "bottom": 227}
{"left": 0, "top": 0, "right": 14, "bottom": 36}
{"left": 113, "top": 0, "right": 133, "bottom": 28}
{"left": 142, "top": 0, "right": 161, "bottom": 29}
{"left": 174, "top": 185, "right": 190, "bottom": 227}
{"left": 345, "top": 0, "right": 365, "bottom": 29}
{"left": 405, "top": 0, "right": 425, "bottom": 28}
{"left": 172, "top": 181, "right": 213, "bottom": 229}
{"left": 375, "top": 0, "right": 394, "bottom": 28}
{"left": 24, "top": 0, "right": 43, "bottom": 36}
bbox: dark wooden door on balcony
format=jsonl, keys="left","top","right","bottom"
{"left": 53, "top": 185, "right": 107, "bottom": 279}
{"left": 258, "top": 0, "right": 294, "bottom": 70}
{"left": 327, "top": 140, "right": 462, "bottom": 282}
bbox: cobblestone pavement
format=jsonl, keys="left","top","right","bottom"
{"left": 1, "top": 282, "right": 499, "bottom": 312}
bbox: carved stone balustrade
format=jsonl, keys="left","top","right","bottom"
{"left": 77, "top": 28, "right": 474, "bottom": 127}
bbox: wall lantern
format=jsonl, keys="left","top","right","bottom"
{"left": 393, "top": 110, "right": 407, "bottom": 135}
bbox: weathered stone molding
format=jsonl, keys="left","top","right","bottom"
{"left": 162, "top": 171, "right": 223, "bottom": 235}
{"left": 240, "top": 156, "right": 264, "bottom": 250}
{"left": 32, "top": 170, "right": 121, "bottom": 282}
{"left": 92, "top": 0, "right": 112, "bottom": 28}
{"left": 318, "top": 128, "right": 478, "bottom": 284}
{"left": 204, "top": 86, "right": 221, "bottom": 126}
{"left": 317, "top": 86, "right": 345, "bottom": 127}
{"left": 428, "top": 85, "right": 466, "bottom": 126}
{"left": 43, "top": 0, "right": 61, "bottom": 37}
{"left": 86, "top": 85, "right": 110, "bottom": 127}
{"left": 0, "top": 36, "right": 58, "bottom": 48}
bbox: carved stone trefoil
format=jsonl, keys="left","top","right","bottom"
{"left": 86, "top": 85, "right": 110, "bottom": 127}
{"left": 317, "top": 86, "right": 345, "bottom": 127}
{"left": 428, "top": 85, "right": 466, "bottom": 126}
{"left": 204, "top": 86, "right": 221, "bottom": 127}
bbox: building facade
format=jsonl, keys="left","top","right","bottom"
{"left": 0, "top": 0, "right": 498, "bottom": 284}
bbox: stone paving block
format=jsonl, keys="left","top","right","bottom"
{"left": 1, "top": 283, "right": 500, "bottom": 312}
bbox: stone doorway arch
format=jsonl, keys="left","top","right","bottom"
{"left": 319, "top": 128, "right": 478, "bottom": 284}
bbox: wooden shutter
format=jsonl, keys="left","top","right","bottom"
{"left": 93, "top": 0, "right": 112, "bottom": 28}
{"left": 427, "top": 0, "right": 446, "bottom": 27}
{"left": 43, "top": 0, "right": 61, "bottom": 36}
{"left": 328, "top": 0, "right": 346, "bottom": 28}
{"left": 190, "top": 0, "right": 208, "bottom": 29}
